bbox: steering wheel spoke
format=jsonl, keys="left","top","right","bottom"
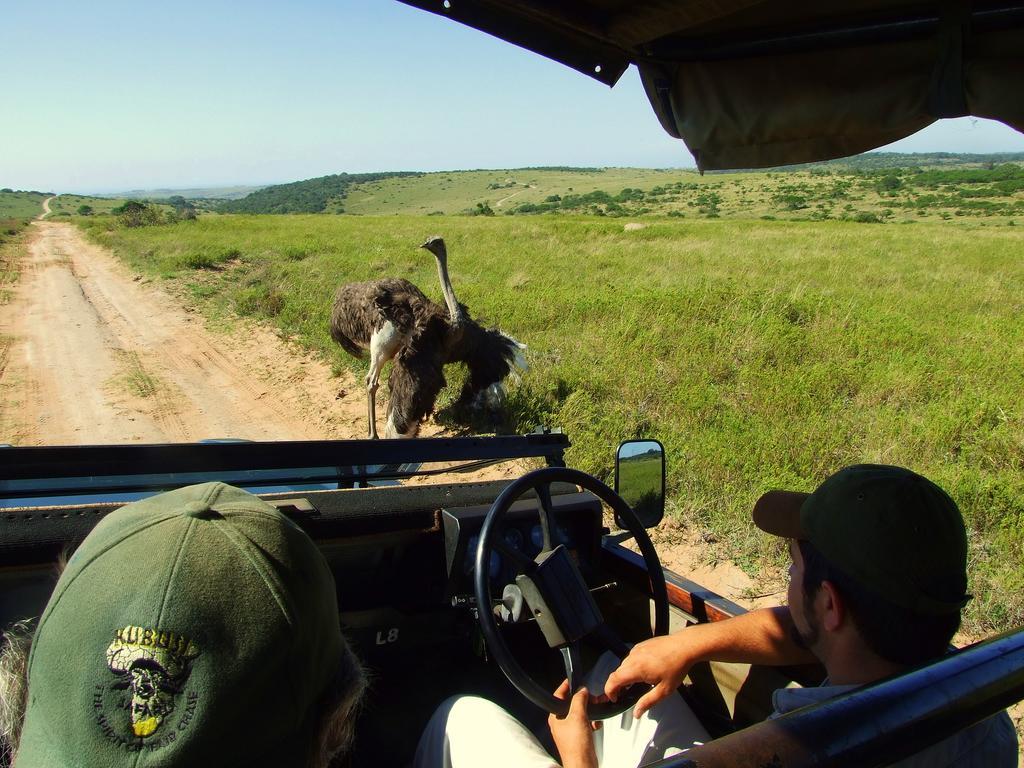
{"left": 535, "top": 481, "right": 556, "bottom": 553}
{"left": 559, "top": 642, "right": 584, "bottom": 693}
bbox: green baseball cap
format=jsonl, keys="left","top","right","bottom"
{"left": 17, "top": 482, "right": 350, "bottom": 767}
{"left": 752, "top": 464, "right": 970, "bottom": 615}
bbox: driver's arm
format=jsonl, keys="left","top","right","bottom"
{"left": 604, "top": 606, "right": 817, "bottom": 718}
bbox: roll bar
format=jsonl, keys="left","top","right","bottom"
{"left": 647, "top": 626, "right": 1024, "bottom": 767}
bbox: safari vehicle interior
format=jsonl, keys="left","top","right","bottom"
{"left": 3, "top": 2, "right": 1024, "bottom": 767}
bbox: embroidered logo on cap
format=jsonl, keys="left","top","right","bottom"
{"left": 94, "top": 625, "right": 200, "bottom": 746}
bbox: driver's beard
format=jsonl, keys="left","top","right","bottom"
{"left": 789, "top": 604, "right": 821, "bottom": 652}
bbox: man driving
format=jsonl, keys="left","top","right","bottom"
{"left": 415, "top": 464, "right": 1018, "bottom": 768}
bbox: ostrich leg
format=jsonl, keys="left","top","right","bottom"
{"left": 365, "top": 348, "right": 387, "bottom": 440}
{"left": 365, "top": 369, "right": 380, "bottom": 440}
{"left": 366, "top": 322, "right": 403, "bottom": 440}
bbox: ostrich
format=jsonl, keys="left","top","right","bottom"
{"left": 329, "top": 236, "right": 527, "bottom": 439}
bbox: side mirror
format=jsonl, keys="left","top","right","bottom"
{"left": 613, "top": 439, "right": 665, "bottom": 529}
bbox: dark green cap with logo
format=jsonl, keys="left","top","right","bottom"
{"left": 16, "top": 482, "right": 349, "bottom": 767}
{"left": 753, "top": 464, "right": 970, "bottom": 615}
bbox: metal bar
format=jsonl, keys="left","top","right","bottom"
{"left": 0, "top": 434, "right": 570, "bottom": 482}
{"left": 644, "top": 627, "right": 1024, "bottom": 767}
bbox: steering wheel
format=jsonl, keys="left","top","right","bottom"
{"left": 474, "top": 466, "right": 669, "bottom": 718}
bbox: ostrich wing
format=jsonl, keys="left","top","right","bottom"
{"left": 371, "top": 280, "right": 439, "bottom": 337}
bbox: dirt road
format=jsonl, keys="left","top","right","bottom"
{"left": 0, "top": 221, "right": 369, "bottom": 445}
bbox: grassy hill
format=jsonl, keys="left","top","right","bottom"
{"left": 77, "top": 212, "right": 1024, "bottom": 633}
{"left": 0, "top": 190, "right": 48, "bottom": 219}
{"left": 0, "top": 191, "right": 178, "bottom": 221}
{"left": 0, "top": 190, "right": 49, "bottom": 245}
{"left": 346, "top": 163, "right": 1024, "bottom": 222}
{"left": 218, "top": 156, "right": 1024, "bottom": 224}
{"left": 344, "top": 167, "right": 682, "bottom": 215}
{"left": 217, "top": 172, "right": 421, "bottom": 214}
{"left": 47, "top": 194, "right": 132, "bottom": 217}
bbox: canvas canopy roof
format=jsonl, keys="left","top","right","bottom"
{"left": 398, "top": 1, "right": 1024, "bottom": 170}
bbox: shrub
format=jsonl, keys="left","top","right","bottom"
{"left": 772, "top": 193, "right": 807, "bottom": 211}
{"left": 115, "top": 201, "right": 162, "bottom": 228}
{"left": 695, "top": 191, "right": 721, "bottom": 216}
{"left": 182, "top": 252, "right": 219, "bottom": 270}
{"left": 166, "top": 208, "right": 198, "bottom": 223}
{"left": 77, "top": 205, "right": 94, "bottom": 216}
{"left": 877, "top": 175, "right": 903, "bottom": 191}
{"left": 235, "top": 285, "right": 285, "bottom": 317}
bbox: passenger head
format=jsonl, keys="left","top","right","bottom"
{"left": 12, "top": 482, "right": 365, "bottom": 768}
{"left": 753, "top": 464, "right": 969, "bottom": 666}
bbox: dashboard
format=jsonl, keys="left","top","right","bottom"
{"left": 440, "top": 490, "right": 604, "bottom": 602}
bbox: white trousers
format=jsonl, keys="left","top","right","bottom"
{"left": 413, "top": 653, "right": 710, "bottom": 768}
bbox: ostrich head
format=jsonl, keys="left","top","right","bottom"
{"left": 419, "top": 235, "right": 447, "bottom": 261}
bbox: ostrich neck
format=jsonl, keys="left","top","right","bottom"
{"left": 435, "top": 256, "right": 464, "bottom": 325}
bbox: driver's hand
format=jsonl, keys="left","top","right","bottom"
{"left": 603, "top": 634, "right": 692, "bottom": 719}
{"left": 548, "top": 680, "right": 599, "bottom": 768}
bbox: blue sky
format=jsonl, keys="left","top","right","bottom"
{"left": 3, "top": 0, "right": 1023, "bottom": 194}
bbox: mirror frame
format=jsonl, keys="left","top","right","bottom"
{"left": 613, "top": 438, "right": 666, "bottom": 529}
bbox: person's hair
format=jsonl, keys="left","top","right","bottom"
{"left": 797, "top": 539, "right": 960, "bottom": 666}
{"left": 0, "top": 619, "right": 34, "bottom": 763}
{"left": 308, "top": 640, "right": 368, "bottom": 768}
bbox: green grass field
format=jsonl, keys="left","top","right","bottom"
{"left": 77, "top": 211, "right": 1024, "bottom": 634}
{"left": 0, "top": 190, "right": 47, "bottom": 219}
